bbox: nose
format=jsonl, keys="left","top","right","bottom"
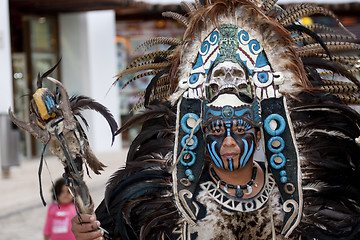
{"left": 222, "top": 135, "right": 237, "bottom": 147}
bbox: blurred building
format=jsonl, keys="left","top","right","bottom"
{"left": 1, "top": 0, "right": 359, "bottom": 176}
{"left": 5, "top": 0, "right": 184, "bottom": 163}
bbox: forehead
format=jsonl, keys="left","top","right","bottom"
{"left": 206, "top": 118, "right": 253, "bottom": 128}
{"left": 203, "top": 94, "right": 261, "bottom": 127}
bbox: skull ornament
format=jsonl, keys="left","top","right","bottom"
{"left": 208, "top": 61, "right": 249, "bottom": 99}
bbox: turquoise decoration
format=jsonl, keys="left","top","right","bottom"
{"left": 238, "top": 30, "right": 249, "bottom": 43}
{"left": 204, "top": 99, "right": 261, "bottom": 128}
{"left": 264, "top": 114, "right": 286, "bottom": 136}
{"left": 218, "top": 25, "right": 238, "bottom": 59}
{"left": 270, "top": 153, "right": 286, "bottom": 169}
{"left": 257, "top": 72, "right": 269, "bottom": 83}
{"left": 261, "top": 97, "right": 302, "bottom": 237}
{"left": 222, "top": 106, "right": 234, "bottom": 118}
{"left": 200, "top": 41, "right": 210, "bottom": 56}
{"left": 206, "top": 108, "right": 251, "bottom": 119}
{"left": 181, "top": 113, "right": 200, "bottom": 134}
{"left": 251, "top": 100, "right": 262, "bottom": 124}
{"left": 268, "top": 136, "right": 285, "bottom": 153}
{"left": 189, "top": 73, "right": 200, "bottom": 84}
{"left": 180, "top": 150, "right": 196, "bottom": 167}
{"left": 45, "top": 95, "right": 56, "bottom": 112}
{"left": 192, "top": 55, "right": 204, "bottom": 70}
{"left": 185, "top": 169, "right": 195, "bottom": 181}
{"left": 255, "top": 51, "right": 268, "bottom": 68}
{"left": 174, "top": 99, "right": 205, "bottom": 223}
{"left": 209, "top": 30, "right": 219, "bottom": 44}
{"left": 188, "top": 174, "right": 195, "bottom": 181}
{"left": 181, "top": 134, "right": 198, "bottom": 150}
{"left": 265, "top": 114, "right": 287, "bottom": 170}
{"left": 188, "top": 25, "right": 275, "bottom": 92}
{"left": 280, "top": 170, "right": 287, "bottom": 183}
{"left": 180, "top": 113, "right": 200, "bottom": 180}
{"left": 190, "top": 29, "right": 219, "bottom": 74}
{"left": 248, "top": 39, "right": 261, "bottom": 55}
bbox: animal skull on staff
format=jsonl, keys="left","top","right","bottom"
{"left": 8, "top": 68, "right": 118, "bottom": 217}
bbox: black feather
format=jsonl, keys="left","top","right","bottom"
{"left": 105, "top": 170, "right": 170, "bottom": 209}
{"left": 70, "top": 95, "right": 118, "bottom": 144}
{"left": 291, "top": 92, "right": 360, "bottom": 239}
{"left": 132, "top": 138, "right": 173, "bottom": 161}
{"left": 305, "top": 66, "right": 324, "bottom": 87}
{"left": 301, "top": 57, "right": 360, "bottom": 88}
{"left": 144, "top": 67, "right": 171, "bottom": 106}
{"left": 107, "top": 181, "right": 170, "bottom": 240}
{"left": 37, "top": 58, "right": 62, "bottom": 89}
{"left": 285, "top": 24, "right": 333, "bottom": 61}
{"left": 126, "top": 127, "right": 173, "bottom": 163}
{"left": 115, "top": 104, "right": 175, "bottom": 135}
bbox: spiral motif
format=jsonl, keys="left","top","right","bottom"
{"left": 281, "top": 199, "right": 299, "bottom": 237}
{"left": 209, "top": 30, "right": 219, "bottom": 45}
{"left": 200, "top": 41, "right": 210, "bottom": 55}
{"left": 238, "top": 30, "right": 250, "bottom": 44}
{"left": 249, "top": 39, "right": 261, "bottom": 55}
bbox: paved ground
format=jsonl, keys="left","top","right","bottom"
{"left": 0, "top": 149, "right": 127, "bottom": 240}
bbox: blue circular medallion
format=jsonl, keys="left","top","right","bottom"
{"left": 181, "top": 113, "right": 200, "bottom": 134}
{"left": 181, "top": 134, "right": 198, "bottom": 150}
{"left": 269, "top": 153, "right": 286, "bottom": 169}
{"left": 267, "top": 136, "right": 285, "bottom": 153}
{"left": 222, "top": 106, "right": 234, "bottom": 119}
{"left": 264, "top": 114, "right": 286, "bottom": 136}
{"left": 180, "top": 150, "right": 196, "bottom": 167}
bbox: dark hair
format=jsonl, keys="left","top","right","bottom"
{"left": 52, "top": 178, "right": 66, "bottom": 201}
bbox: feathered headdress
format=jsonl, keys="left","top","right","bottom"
{"left": 101, "top": 1, "right": 360, "bottom": 239}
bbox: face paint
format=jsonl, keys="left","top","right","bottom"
{"left": 205, "top": 118, "right": 257, "bottom": 170}
{"left": 203, "top": 93, "right": 261, "bottom": 171}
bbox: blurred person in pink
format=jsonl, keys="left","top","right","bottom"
{"left": 44, "top": 178, "right": 76, "bottom": 240}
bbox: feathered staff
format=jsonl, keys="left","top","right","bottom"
{"left": 8, "top": 63, "right": 118, "bottom": 218}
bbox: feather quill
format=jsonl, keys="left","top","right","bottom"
{"left": 70, "top": 95, "right": 118, "bottom": 144}
{"left": 301, "top": 57, "right": 360, "bottom": 88}
{"left": 162, "top": 11, "right": 189, "bottom": 27}
{"left": 115, "top": 104, "right": 175, "bottom": 136}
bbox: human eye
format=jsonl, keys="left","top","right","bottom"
{"left": 233, "top": 120, "right": 252, "bottom": 134}
{"left": 213, "top": 126, "right": 223, "bottom": 134}
{"left": 206, "top": 121, "right": 224, "bottom": 135}
{"left": 235, "top": 125, "right": 246, "bottom": 134}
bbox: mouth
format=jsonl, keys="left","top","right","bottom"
{"left": 221, "top": 153, "right": 239, "bottom": 160}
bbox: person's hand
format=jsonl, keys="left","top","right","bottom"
{"left": 71, "top": 213, "right": 104, "bottom": 240}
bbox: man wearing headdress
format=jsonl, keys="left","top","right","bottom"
{"left": 72, "top": 1, "right": 360, "bottom": 239}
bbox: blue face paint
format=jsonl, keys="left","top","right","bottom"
{"left": 228, "top": 158, "right": 234, "bottom": 171}
{"left": 207, "top": 142, "right": 224, "bottom": 168}
{"left": 205, "top": 118, "right": 257, "bottom": 170}
{"left": 203, "top": 94, "right": 260, "bottom": 171}
{"left": 239, "top": 139, "right": 248, "bottom": 168}
{"left": 239, "top": 139, "right": 254, "bottom": 168}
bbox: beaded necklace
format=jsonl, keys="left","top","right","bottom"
{"left": 210, "top": 166, "right": 258, "bottom": 198}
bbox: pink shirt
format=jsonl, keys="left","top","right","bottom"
{"left": 44, "top": 203, "right": 77, "bottom": 240}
